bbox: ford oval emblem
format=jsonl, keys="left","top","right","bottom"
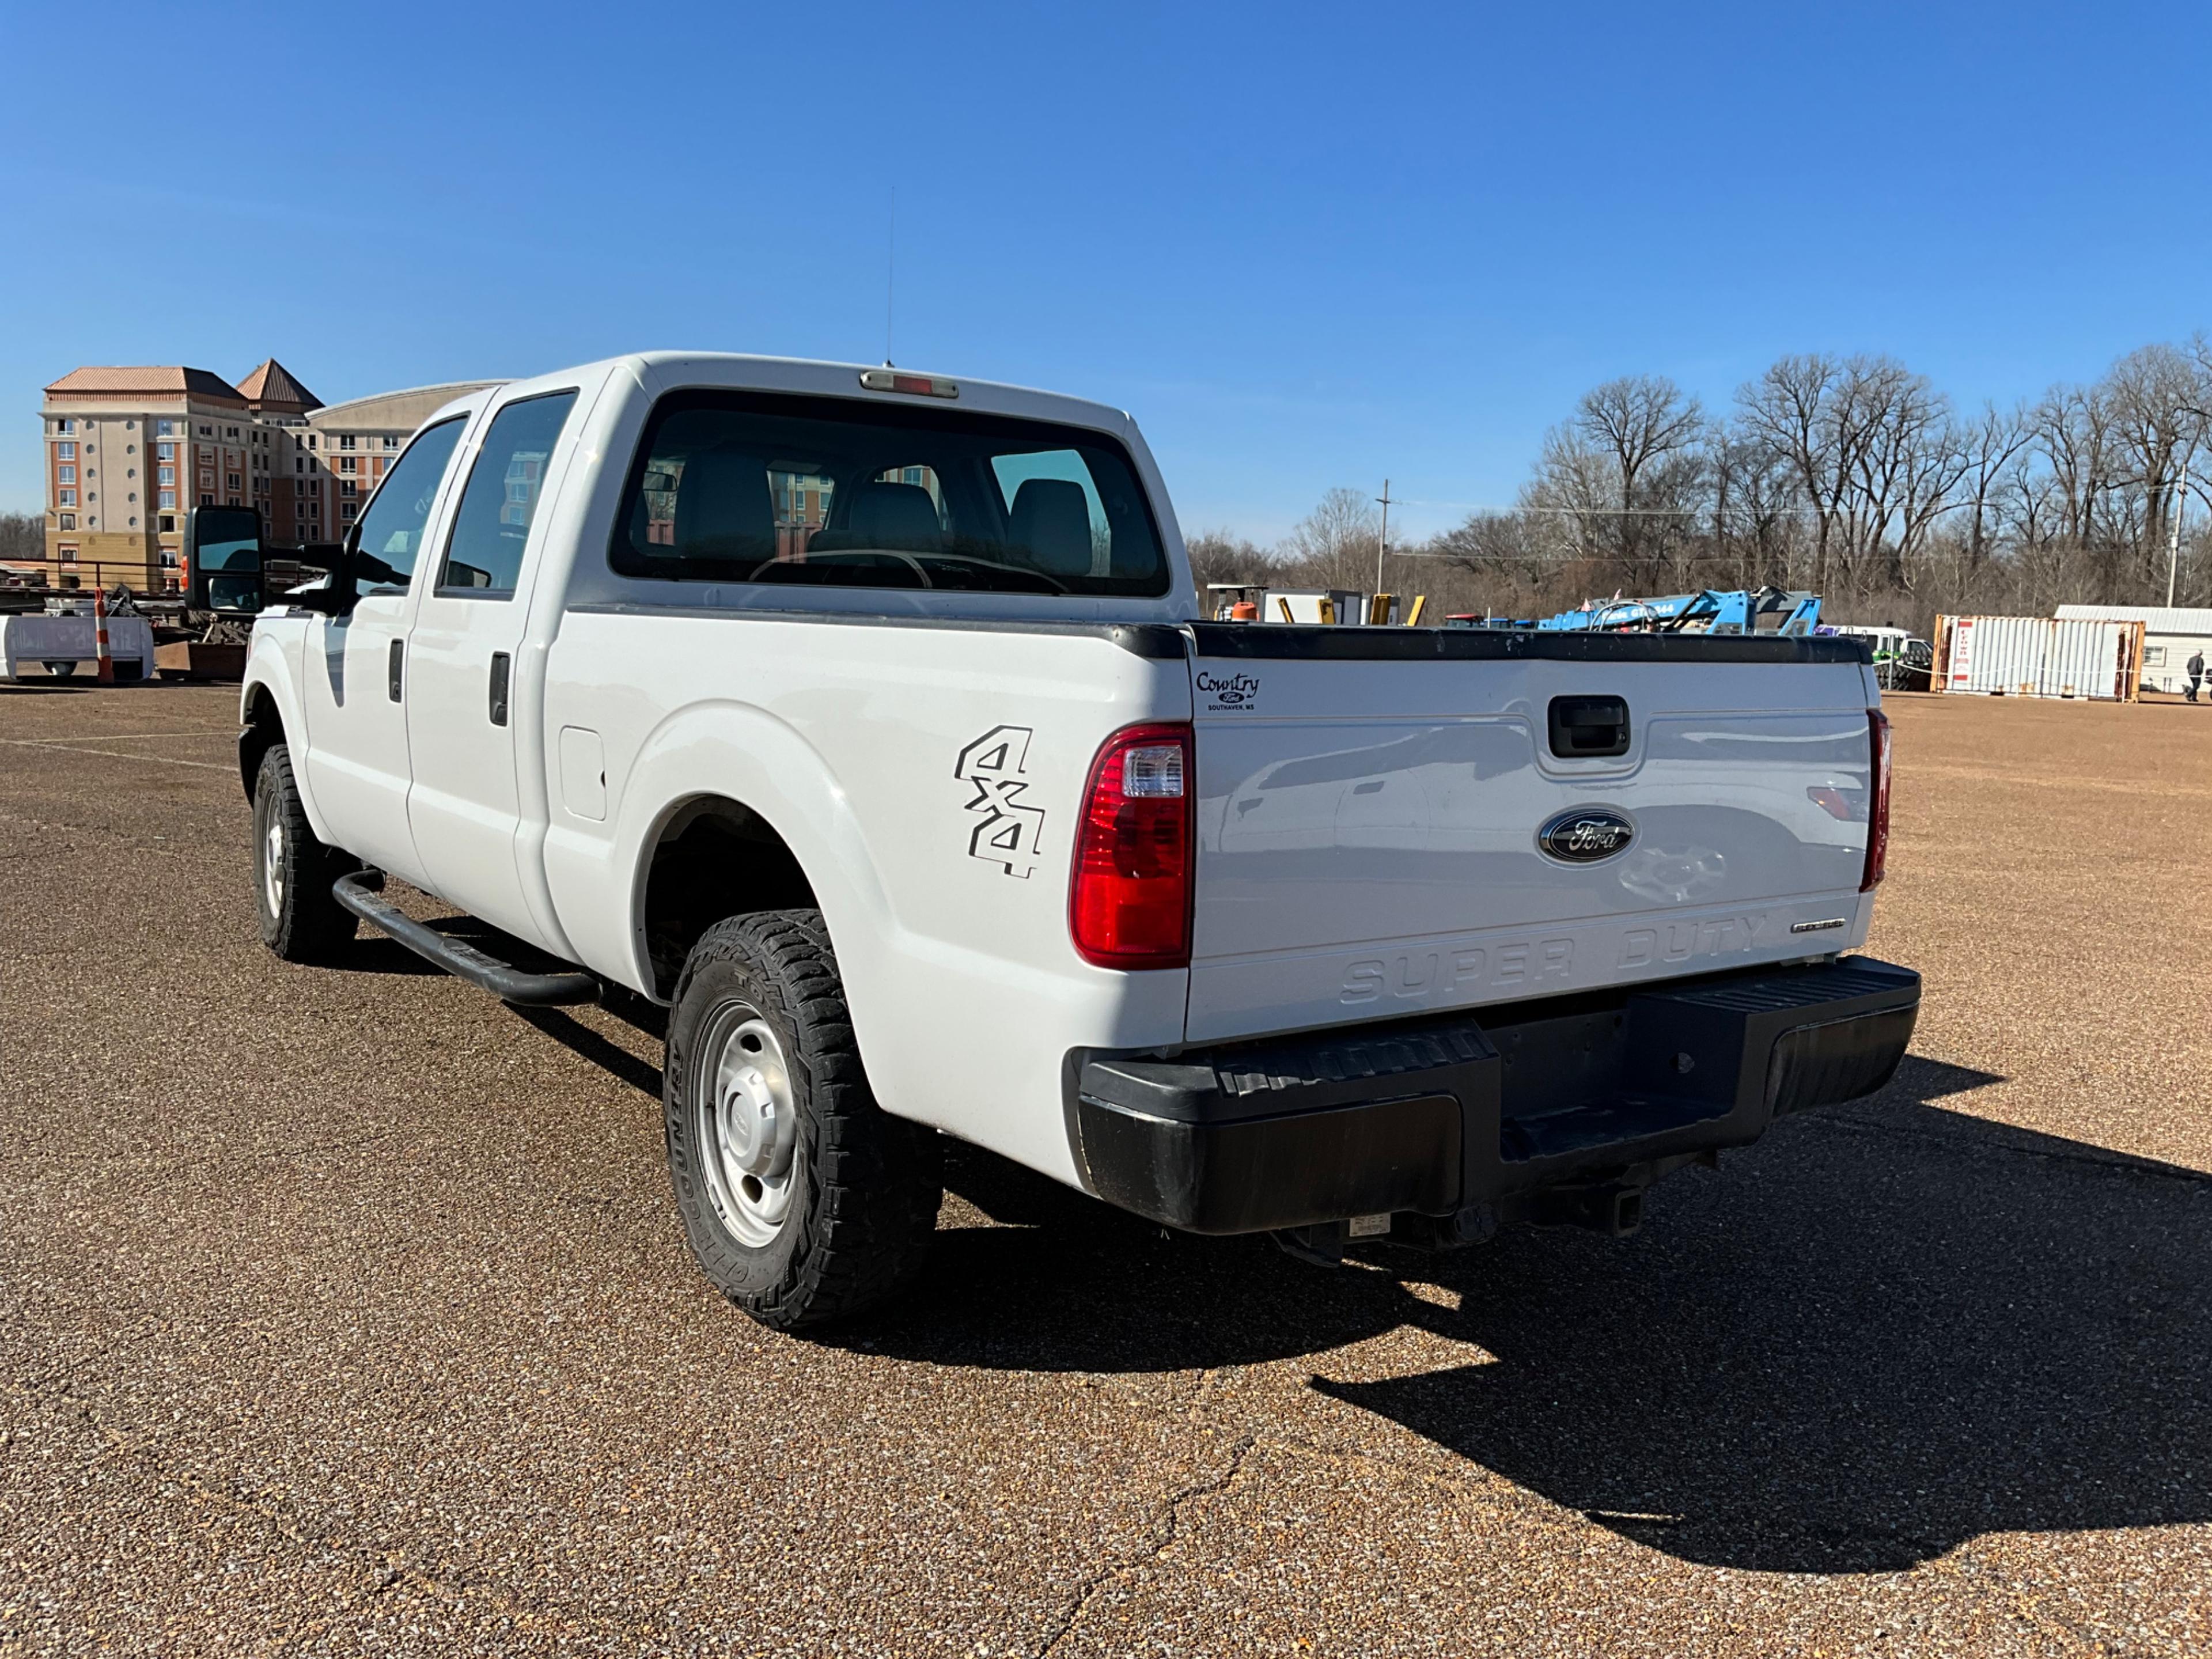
{"left": 1538, "top": 806, "right": 1636, "bottom": 863}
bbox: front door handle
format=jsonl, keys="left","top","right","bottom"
{"left": 488, "top": 653, "right": 510, "bottom": 726}
{"left": 388, "top": 639, "right": 404, "bottom": 702}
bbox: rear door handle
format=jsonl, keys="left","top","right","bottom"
{"left": 488, "top": 653, "right": 510, "bottom": 726}
{"left": 388, "top": 639, "right": 404, "bottom": 702}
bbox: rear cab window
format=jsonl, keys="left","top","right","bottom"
{"left": 437, "top": 390, "right": 578, "bottom": 597}
{"left": 608, "top": 391, "right": 1169, "bottom": 598}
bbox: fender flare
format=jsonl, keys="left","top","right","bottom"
{"left": 609, "top": 700, "right": 902, "bottom": 1012}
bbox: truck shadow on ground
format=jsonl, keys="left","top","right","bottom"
{"left": 338, "top": 936, "right": 447, "bottom": 978}
{"left": 866, "top": 1055, "right": 2212, "bottom": 1574}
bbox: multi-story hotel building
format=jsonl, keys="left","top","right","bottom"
{"left": 29, "top": 362, "right": 498, "bottom": 592}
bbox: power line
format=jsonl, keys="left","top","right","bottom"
{"left": 1404, "top": 501, "right": 1708, "bottom": 517}
{"left": 1392, "top": 547, "right": 1831, "bottom": 564}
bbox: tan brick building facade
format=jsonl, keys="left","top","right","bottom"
{"left": 26, "top": 363, "right": 498, "bottom": 593}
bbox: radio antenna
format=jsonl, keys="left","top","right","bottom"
{"left": 884, "top": 189, "right": 896, "bottom": 368}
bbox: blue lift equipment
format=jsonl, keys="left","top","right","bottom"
{"left": 1534, "top": 586, "right": 1822, "bottom": 636}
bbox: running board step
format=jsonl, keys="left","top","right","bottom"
{"left": 332, "top": 872, "right": 599, "bottom": 1006}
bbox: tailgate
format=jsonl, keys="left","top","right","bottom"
{"left": 1184, "top": 626, "right": 1879, "bottom": 1043}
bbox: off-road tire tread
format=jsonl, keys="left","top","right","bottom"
{"left": 254, "top": 744, "right": 357, "bottom": 963}
{"left": 666, "top": 909, "right": 942, "bottom": 1328}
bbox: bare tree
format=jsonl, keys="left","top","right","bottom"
{"left": 1957, "top": 403, "right": 2031, "bottom": 574}
{"left": 1736, "top": 355, "right": 1847, "bottom": 594}
{"left": 1573, "top": 376, "right": 1706, "bottom": 587}
{"left": 1183, "top": 528, "right": 1275, "bottom": 608}
{"left": 1410, "top": 510, "right": 1563, "bottom": 620}
{"left": 0, "top": 513, "right": 43, "bottom": 567}
{"left": 1279, "top": 487, "right": 1382, "bottom": 590}
{"left": 1707, "top": 426, "right": 1804, "bottom": 592}
{"left": 1524, "top": 377, "right": 1707, "bottom": 590}
{"left": 1211, "top": 335, "right": 2212, "bottom": 637}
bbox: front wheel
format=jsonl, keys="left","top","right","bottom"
{"left": 664, "top": 910, "right": 942, "bottom": 1328}
{"left": 252, "top": 744, "right": 357, "bottom": 962}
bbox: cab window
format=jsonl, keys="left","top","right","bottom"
{"left": 609, "top": 390, "right": 1168, "bottom": 597}
{"left": 351, "top": 417, "right": 465, "bottom": 591}
{"left": 437, "top": 391, "right": 578, "bottom": 597}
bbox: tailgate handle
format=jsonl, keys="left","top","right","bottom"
{"left": 1548, "top": 695, "right": 1630, "bottom": 758}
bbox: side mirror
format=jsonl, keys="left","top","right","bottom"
{"left": 275, "top": 537, "right": 355, "bottom": 616}
{"left": 184, "top": 506, "right": 267, "bottom": 615}
{"left": 346, "top": 522, "right": 406, "bottom": 592}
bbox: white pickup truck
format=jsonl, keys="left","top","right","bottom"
{"left": 207, "top": 353, "right": 1919, "bottom": 1328}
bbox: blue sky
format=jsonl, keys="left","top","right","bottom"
{"left": 5, "top": 1, "right": 2208, "bottom": 542}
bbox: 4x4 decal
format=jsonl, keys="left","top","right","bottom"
{"left": 955, "top": 725, "right": 1047, "bottom": 878}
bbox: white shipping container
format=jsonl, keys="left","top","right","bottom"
{"left": 1933, "top": 615, "right": 2143, "bottom": 702}
{"left": 2053, "top": 605, "right": 2212, "bottom": 695}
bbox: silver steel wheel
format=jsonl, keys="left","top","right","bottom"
{"left": 263, "top": 810, "right": 286, "bottom": 916}
{"left": 693, "top": 1001, "right": 803, "bottom": 1248}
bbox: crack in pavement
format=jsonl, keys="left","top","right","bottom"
{"left": 1032, "top": 1431, "right": 1259, "bottom": 1658}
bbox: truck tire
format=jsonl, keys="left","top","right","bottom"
{"left": 252, "top": 744, "right": 358, "bottom": 962}
{"left": 664, "top": 910, "right": 943, "bottom": 1328}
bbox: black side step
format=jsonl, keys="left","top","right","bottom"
{"left": 332, "top": 872, "right": 599, "bottom": 1006}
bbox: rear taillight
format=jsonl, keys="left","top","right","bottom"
{"left": 1070, "top": 722, "right": 1194, "bottom": 969}
{"left": 1861, "top": 709, "right": 1891, "bottom": 891}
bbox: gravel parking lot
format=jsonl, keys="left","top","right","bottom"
{"left": 3, "top": 681, "right": 2209, "bottom": 1657}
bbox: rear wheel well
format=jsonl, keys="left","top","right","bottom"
{"left": 641, "top": 798, "right": 819, "bottom": 1000}
{"left": 238, "top": 686, "right": 284, "bottom": 802}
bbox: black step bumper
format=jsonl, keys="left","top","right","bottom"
{"left": 1070, "top": 956, "right": 1919, "bottom": 1236}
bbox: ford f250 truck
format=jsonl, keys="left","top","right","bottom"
{"left": 203, "top": 353, "right": 1918, "bottom": 1328}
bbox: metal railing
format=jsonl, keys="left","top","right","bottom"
{"left": 1, "top": 555, "right": 180, "bottom": 594}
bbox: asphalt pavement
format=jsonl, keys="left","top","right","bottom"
{"left": 2, "top": 681, "right": 2208, "bottom": 1657}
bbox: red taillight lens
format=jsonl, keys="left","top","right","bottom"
{"left": 1861, "top": 709, "right": 1892, "bottom": 891}
{"left": 1070, "top": 722, "right": 1194, "bottom": 969}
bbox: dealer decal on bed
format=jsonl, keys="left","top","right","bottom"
{"left": 1195, "top": 670, "right": 1260, "bottom": 714}
{"left": 955, "top": 725, "right": 1047, "bottom": 878}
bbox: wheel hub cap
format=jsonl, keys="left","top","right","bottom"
{"left": 695, "top": 1008, "right": 801, "bottom": 1247}
{"left": 263, "top": 816, "right": 285, "bottom": 914}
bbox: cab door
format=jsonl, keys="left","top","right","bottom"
{"left": 297, "top": 415, "right": 469, "bottom": 886}
{"left": 403, "top": 388, "right": 580, "bottom": 945}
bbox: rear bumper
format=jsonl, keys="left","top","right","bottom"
{"left": 1070, "top": 956, "right": 1919, "bottom": 1236}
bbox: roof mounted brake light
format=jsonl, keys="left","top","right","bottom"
{"left": 859, "top": 369, "right": 959, "bottom": 400}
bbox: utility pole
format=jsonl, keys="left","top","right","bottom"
{"left": 2177, "top": 408, "right": 2212, "bottom": 608}
{"left": 1374, "top": 479, "right": 1394, "bottom": 596}
{"left": 2169, "top": 445, "right": 2191, "bottom": 607}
